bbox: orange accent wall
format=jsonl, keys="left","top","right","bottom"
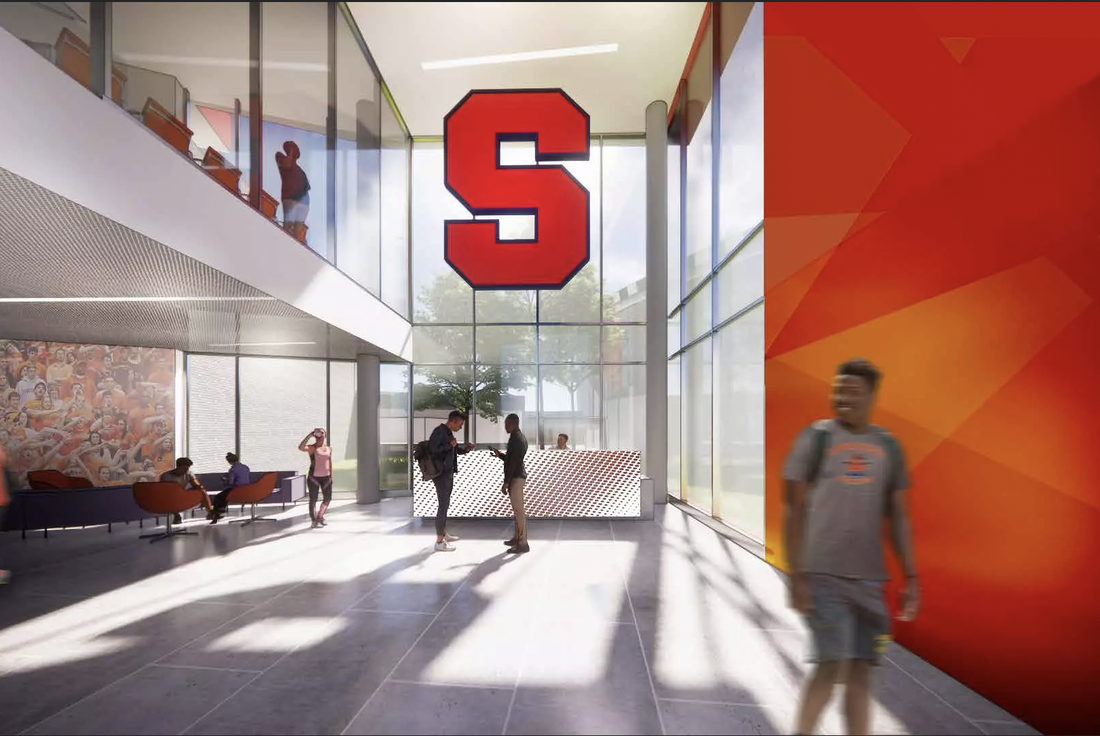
{"left": 763, "top": 3, "right": 1100, "bottom": 734}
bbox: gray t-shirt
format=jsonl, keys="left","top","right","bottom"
{"left": 783, "top": 420, "right": 909, "bottom": 581}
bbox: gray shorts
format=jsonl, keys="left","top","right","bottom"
{"left": 804, "top": 574, "right": 891, "bottom": 664}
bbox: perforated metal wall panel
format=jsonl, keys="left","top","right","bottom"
{"left": 413, "top": 449, "right": 641, "bottom": 518}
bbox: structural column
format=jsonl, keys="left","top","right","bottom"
{"left": 645, "top": 100, "right": 669, "bottom": 503}
{"left": 356, "top": 354, "right": 381, "bottom": 505}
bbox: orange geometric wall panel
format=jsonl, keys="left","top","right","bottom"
{"left": 763, "top": 4, "right": 1100, "bottom": 734}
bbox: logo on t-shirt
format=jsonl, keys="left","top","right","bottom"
{"left": 831, "top": 442, "right": 884, "bottom": 486}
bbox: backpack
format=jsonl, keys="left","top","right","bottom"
{"left": 807, "top": 420, "right": 904, "bottom": 513}
{"left": 413, "top": 439, "right": 438, "bottom": 482}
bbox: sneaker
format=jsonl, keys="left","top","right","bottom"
{"left": 443, "top": 533, "right": 459, "bottom": 542}
{"left": 506, "top": 544, "right": 530, "bottom": 554}
{"left": 0, "top": 570, "right": 10, "bottom": 585}
{"left": 311, "top": 520, "right": 321, "bottom": 529}
{"left": 434, "top": 541, "right": 456, "bottom": 552}
{"left": 172, "top": 513, "right": 183, "bottom": 525}
{"left": 319, "top": 517, "right": 328, "bottom": 527}
{"left": 503, "top": 538, "right": 517, "bottom": 547}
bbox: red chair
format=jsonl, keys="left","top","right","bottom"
{"left": 132, "top": 482, "right": 205, "bottom": 542}
{"left": 28, "top": 470, "right": 91, "bottom": 490}
{"left": 227, "top": 472, "right": 279, "bottom": 526}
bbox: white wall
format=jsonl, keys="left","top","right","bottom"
{"left": 0, "top": 27, "right": 412, "bottom": 362}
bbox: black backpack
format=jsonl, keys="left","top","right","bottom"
{"left": 413, "top": 439, "right": 438, "bottom": 481}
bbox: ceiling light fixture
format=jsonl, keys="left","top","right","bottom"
{"left": 208, "top": 341, "right": 317, "bottom": 348}
{"left": 422, "top": 43, "right": 618, "bottom": 71}
{"left": 0, "top": 296, "right": 276, "bottom": 303}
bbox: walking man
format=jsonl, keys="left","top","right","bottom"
{"left": 429, "top": 411, "right": 474, "bottom": 552}
{"left": 493, "top": 413, "right": 529, "bottom": 554}
{"left": 783, "top": 359, "right": 919, "bottom": 735}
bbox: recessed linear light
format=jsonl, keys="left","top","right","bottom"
{"left": 0, "top": 296, "right": 276, "bottom": 303}
{"left": 422, "top": 43, "right": 618, "bottom": 71}
{"left": 208, "top": 341, "right": 317, "bottom": 348}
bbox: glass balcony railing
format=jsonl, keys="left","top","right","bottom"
{"left": 0, "top": 1, "right": 410, "bottom": 320}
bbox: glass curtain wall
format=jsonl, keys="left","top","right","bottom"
{"left": 95, "top": 2, "right": 410, "bottom": 317}
{"left": 411, "top": 137, "right": 647, "bottom": 456}
{"left": 668, "top": 2, "right": 764, "bottom": 543}
{"left": 183, "top": 355, "right": 411, "bottom": 494}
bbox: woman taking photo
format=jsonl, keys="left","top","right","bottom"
{"left": 298, "top": 427, "right": 332, "bottom": 529}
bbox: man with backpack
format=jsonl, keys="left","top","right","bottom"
{"left": 424, "top": 411, "right": 474, "bottom": 552}
{"left": 782, "top": 359, "right": 919, "bottom": 736}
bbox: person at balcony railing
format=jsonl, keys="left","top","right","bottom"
{"left": 275, "top": 141, "right": 310, "bottom": 244}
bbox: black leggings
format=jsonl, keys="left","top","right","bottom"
{"left": 307, "top": 475, "right": 333, "bottom": 521}
{"left": 433, "top": 473, "right": 453, "bottom": 536}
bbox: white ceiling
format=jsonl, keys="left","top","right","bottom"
{"left": 348, "top": 1, "right": 705, "bottom": 136}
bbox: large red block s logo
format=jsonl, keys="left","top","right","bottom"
{"left": 444, "top": 89, "right": 591, "bottom": 290}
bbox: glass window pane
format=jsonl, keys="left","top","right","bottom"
{"left": 714, "top": 306, "right": 764, "bottom": 541}
{"left": 668, "top": 357, "right": 681, "bottom": 499}
{"left": 413, "top": 365, "right": 474, "bottom": 444}
{"left": 718, "top": 2, "right": 763, "bottom": 259}
{"left": 239, "top": 357, "right": 326, "bottom": 476}
{"left": 682, "top": 338, "right": 712, "bottom": 514}
{"left": 717, "top": 228, "right": 763, "bottom": 322}
{"left": 412, "top": 141, "right": 473, "bottom": 323}
{"left": 413, "top": 326, "right": 472, "bottom": 365}
{"left": 603, "top": 365, "right": 645, "bottom": 456}
{"left": 668, "top": 137, "right": 682, "bottom": 310}
{"left": 112, "top": 4, "right": 251, "bottom": 192}
{"left": 668, "top": 313, "right": 681, "bottom": 358}
{"left": 685, "top": 283, "right": 712, "bottom": 344}
{"left": 186, "top": 355, "right": 236, "bottom": 472}
{"left": 603, "top": 325, "right": 646, "bottom": 364}
{"left": 328, "top": 361, "right": 357, "bottom": 492}
{"left": 602, "top": 140, "right": 647, "bottom": 322}
{"left": 380, "top": 364, "right": 409, "bottom": 492}
{"left": 263, "top": 2, "right": 330, "bottom": 258}
{"left": 539, "top": 143, "right": 601, "bottom": 323}
{"left": 336, "top": 10, "right": 381, "bottom": 294}
{"left": 539, "top": 326, "right": 600, "bottom": 364}
{"left": 474, "top": 366, "right": 537, "bottom": 449}
{"left": 476, "top": 326, "right": 536, "bottom": 365}
{"left": 475, "top": 290, "right": 536, "bottom": 324}
{"left": 684, "top": 19, "right": 714, "bottom": 293}
{"left": 540, "top": 365, "right": 600, "bottom": 450}
{"left": 381, "top": 107, "right": 410, "bottom": 317}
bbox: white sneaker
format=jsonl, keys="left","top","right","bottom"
{"left": 444, "top": 534, "right": 460, "bottom": 542}
{"left": 434, "top": 541, "right": 456, "bottom": 552}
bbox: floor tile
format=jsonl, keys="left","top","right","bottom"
{"left": 345, "top": 681, "right": 512, "bottom": 735}
{"left": 23, "top": 663, "right": 253, "bottom": 735}
{"left": 659, "top": 699, "right": 787, "bottom": 735}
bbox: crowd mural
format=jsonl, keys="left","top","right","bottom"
{"left": 0, "top": 340, "right": 176, "bottom": 489}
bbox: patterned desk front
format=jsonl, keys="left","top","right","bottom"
{"left": 413, "top": 449, "right": 641, "bottom": 518}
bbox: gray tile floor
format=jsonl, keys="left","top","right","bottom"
{"left": 0, "top": 500, "right": 1039, "bottom": 736}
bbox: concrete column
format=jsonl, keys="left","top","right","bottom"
{"left": 356, "top": 354, "right": 381, "bottom": 505}
{"left": 645, "top": 100, "right": 669, "bottom": 504}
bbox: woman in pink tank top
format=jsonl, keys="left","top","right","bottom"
{"left": 298, "top": 428, "right": 333, "bottom": 528}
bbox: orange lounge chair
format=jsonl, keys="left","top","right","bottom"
{"left": 142, "top": 98, "right": 193, "bottom": 157}
{"left": 201, "top": 147, "right": 243, "bottom": 195}
{"left": 227, "top": 472, "right": 278, "bottom": 526}
{"left": 132, "top": 481, "right": 205, "bottom": 543}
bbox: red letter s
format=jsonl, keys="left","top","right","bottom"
{"left": 444, "top": 89, "right": 591, "bottom": 290}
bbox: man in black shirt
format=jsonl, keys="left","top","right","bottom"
{"left": 428, "top": 411, "right": 474, "bottom": 552}
{"left": 492, "top": 413, "right": 529, "bottom": 554}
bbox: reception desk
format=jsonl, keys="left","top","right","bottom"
{"left": 413, "top": 449, "right": 641, "bottom": 519}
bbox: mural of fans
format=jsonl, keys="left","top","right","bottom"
{"left": 0, "top": 340, "right": 176, "bottom": 489}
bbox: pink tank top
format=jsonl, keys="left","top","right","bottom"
{"left": 311, "top": 445, "right": 332, "bottom": 477}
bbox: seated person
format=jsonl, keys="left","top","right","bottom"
{"left": 555, "top": 433, "right": 570, "bottom": 450}
{"left": 210, "top": 452, "right": 251, "bottom": 520}
{"left": 159, "top": 456, "right": 213, "bottom": 524}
